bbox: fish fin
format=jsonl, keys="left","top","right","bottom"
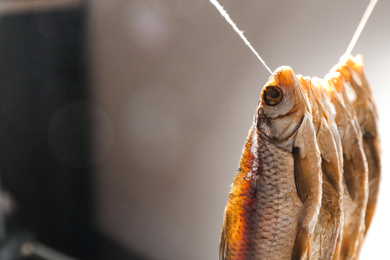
{"left": 317, "top": 120, "right": 343, "bottom": 195}
{"left": 317, "top": 121, "right": 343, "bottom": 259}
{"left": 363, "top": 136, "right": 381, "bottom": 233}
{"left": 292, "top": 114, "right": 322, "bottom": 259}
{"left": 333, "top": 227, "right": 343, "bottom": 260}
{"left": 340, "top": 120, "right": 368, "bottom": 258}
{"left": 364, "top": 108, "right": 378, "bottom": 137}
{"left": 354, "top": 228, "right": 366, "bottom": 259}
{"left": 219, "top": 221, "right": 227, "bottom": 260}
{"left": 342, "top": 121, "right": 368, "bottom": 201}
{"left": 364, "top": 135, "right": 381, "bottom": 172}
{"left": 291, "top": 227, "right": 311, "bottom": 260}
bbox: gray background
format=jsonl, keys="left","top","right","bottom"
{"left": 88, "top": 1, "right": 390, "bottom": 259}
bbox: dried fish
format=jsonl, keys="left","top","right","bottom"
{"left": 334, "top": 56, "right": 380, "bottom": 259}
{"left": 219, "top": 67, "right": 322, "bottom": 260}
{"left": 219, "top": 55, "right": 380, "bottom": 260}
{"left": 325, "top": 71, "right": 368, "bottom": 260}
{"left": 335, "top": 56, "right": 380, "bottom": 236}
{"left": 299, "top": 76, "right": 343, "bottom": 260}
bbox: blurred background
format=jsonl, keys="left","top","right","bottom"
{"left": 0, "top": 0, "right": 388, "bottom": 259}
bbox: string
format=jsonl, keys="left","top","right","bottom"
{"left": 344, "top": 0, "right": 379, "bottom": 57}
{"left": 209, "top": 0, "right": 273, "bottom": 74}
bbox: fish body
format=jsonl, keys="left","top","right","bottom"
{"left": 324, "top": 73, "right": 368, "bottom": 260}
{"left": 220, "top": 67, "right": 322, "bottom": 260}
{"left": 298, "top": 77, "right": 344, "bottom": 260}
{"left": 335, "top": 56, "right": 380, "bottom": 236}
{"left": 219, "top": 126, "right": 302, "bottom": 259}
{"left": 219, "top": 55, "right": 380, "bottom": 260}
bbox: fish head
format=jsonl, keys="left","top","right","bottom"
{"left": 338, "top": 54, "right": 364, "bottom": 84}
{"left": 257, "top": 66, "right": 308, "bottom": 147}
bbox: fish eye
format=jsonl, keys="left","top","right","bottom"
{"left": 262, "top": 86, "right": 283, "bottom": 106}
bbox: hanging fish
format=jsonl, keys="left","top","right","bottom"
{"left": 298, "top": 76, "right": 344, "bottom": 260}
{"left": 335, "top": 56, "right": 380, "bottom": 236}
{"left": 208, "top": 1, "right": 381, "bottom": 259}
{"left": 323, "top": 70, "right": 367, "bottom": 260}
{"left": 219, "top": 55, "right": 380, "bottom": 260}
{"left": 219, "top": 67, "right": 322, "bottom": 260}
{"left": 333, "top": 56, "right": 380, "bottom": 259}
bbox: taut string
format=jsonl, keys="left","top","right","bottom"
{"left": 344, "top": 0, "right": 379, "bottom": 57}
{"left": 209, "top": 0, "right": 273, "bottom": 75}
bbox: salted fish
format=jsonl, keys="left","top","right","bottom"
{"left": 219, "top": 55, "right": 380, "bottom": 260}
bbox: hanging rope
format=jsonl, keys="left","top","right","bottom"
{"left": 209, "top": 0, "right": 273, "bottom": 74}
{"left": 344, "top": 0, "right": 379, "bottom": 57}
{"left": 210, "top": 0, "right": 379, "bottom": 74}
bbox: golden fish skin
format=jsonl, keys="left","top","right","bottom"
{"left": 219, "top": 67, "right": 322, "bottom": 260}
{"left": 298, "top": 76, "right": 344, "bottom": 260}
{"left": 335, "top": 55, "right": 380, "bottom": 236}
{"left": 324, "top": 73, "right": 368, "bottom": 260}
{"left": 220, "top": 54, "right": 379, "bottom": 260}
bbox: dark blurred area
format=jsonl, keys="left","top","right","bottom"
{"left": 0, "top": 1, "right": 146, "bottom": 259}
{"left": 0, "top": 2, "right": 88, "bottom": 260}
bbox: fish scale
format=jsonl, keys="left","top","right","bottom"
{"left": 219, "top": 56, "right": 379, "bottom": 260}
{"left": 255, "top": 133, "right": 302, "bottom": 259}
